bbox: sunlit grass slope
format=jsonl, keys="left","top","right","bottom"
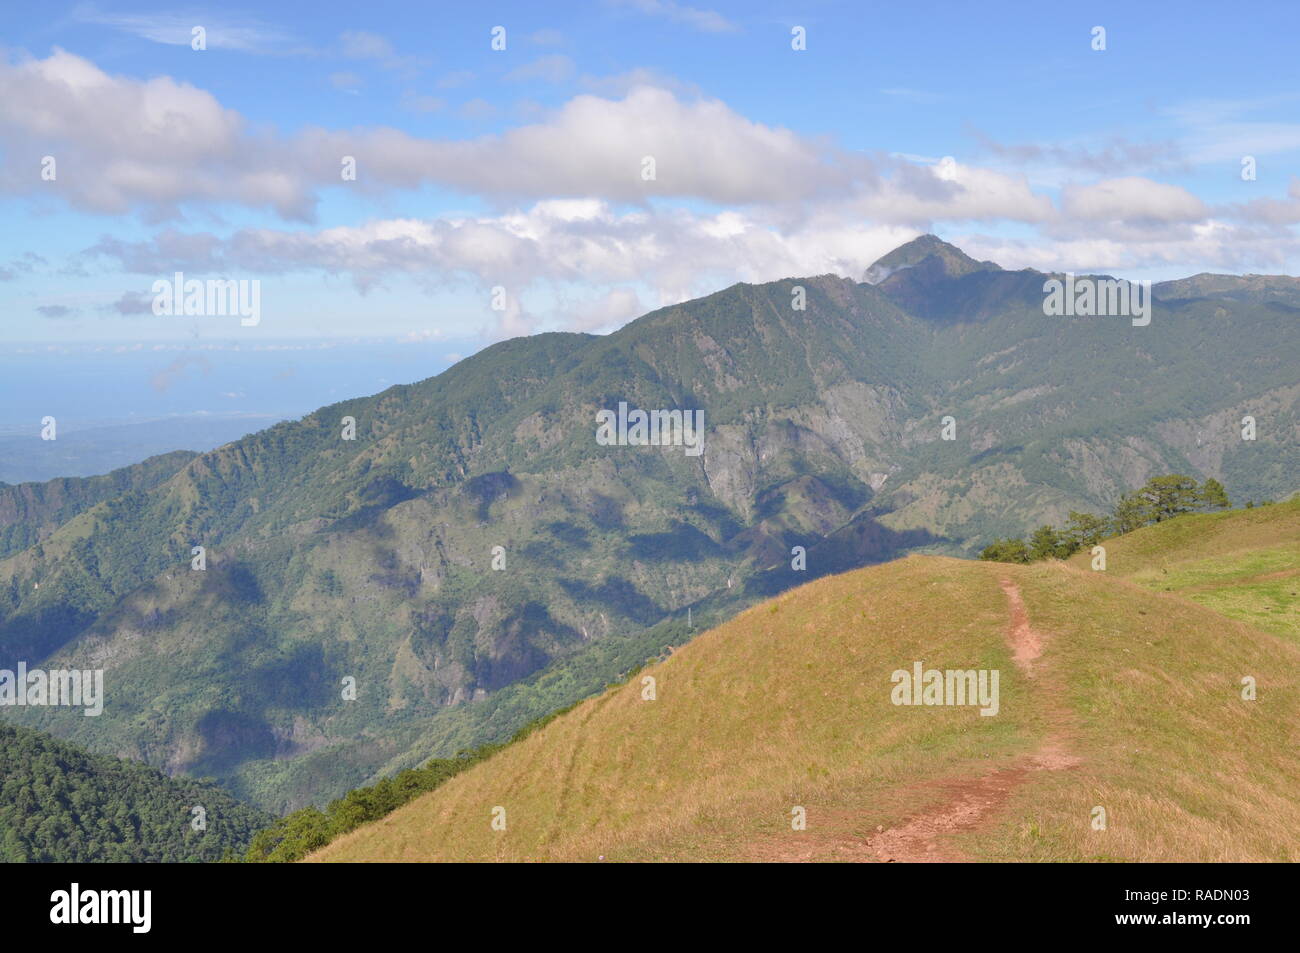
{"left": 311, "top": 541, "right": 1300, "bottom": 862}
{"left": 976, "top": 561, "right": 1299, "bottom": 862}
{"left": 1067, "top": 498, "right": 1300, "bottom": 641}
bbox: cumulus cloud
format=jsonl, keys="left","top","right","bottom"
{"left": 295, "top": 85, "right": 852, "bottom": 204}
{"left": 845, "top": 156, "right": 1055, "bottom": 225}
{"left": 0, "top": 51, "right": 1059, "bottom": 223}
{"left": 0, "top": 51, "right": 857, "bottom": 214}
{"left": 10, "top": 47, "right": 1295, "bottom": 337}
{"left": 955, "top": 222, "right": 1300, "bottom": 275}
{"left": 84, "top": 199, "right": 922, "bottom": 311}
{"left": 84, "top": 188, "right": 1300, "bottom": 334}
{"left": 1059, "top": 177, "right": 1208, "bottom": 225}
{"left": 1224, "top": 177, "right": 1300, "bottom": 225}
{"left": 565, "top": 287, "right": 645, "bottom": 332}
{"left": 0, "top": 48, "right": 315, "bottom": 218}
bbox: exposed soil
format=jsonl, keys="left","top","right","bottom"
{"left": 999, "top": 577, "right": 1043, "bottom": 675}
{"left": 749, "top": 576, "right": 1081, "bottom": 863}
{"left": 864, "top": 578, "right": 1078, "bottom": 862}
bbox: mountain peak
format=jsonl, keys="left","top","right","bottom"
{"left": 863, "top": 234, "right": 999, "bottom": 284}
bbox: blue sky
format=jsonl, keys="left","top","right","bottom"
{"left": 2, "top": 0, "right": 1299, "bottom": 362}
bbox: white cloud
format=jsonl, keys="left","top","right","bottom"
{"left": 86, "top": 201, "right": 922, "bottom": 315}
{"left": 9, "top": 48, "right": 1297, "bottom": 315}
{"left": 1060, "top": 177, "right": 1208, "bottom": 225}
{"left": 956, "top": 222, "right": 1300, "bottom": 276}
{"left": 840, "top": 157, "right": 1055, "bottom": 225}
{"left": 394, "top": 85, "right": 848, "bottom": 204}
{"left": 0, "top": 49, "right": 313, "bottom": 218}
{"left": 565, "top": 287, "right": 645, "bottom": 332}
{"left": 0, "top": 51, "right": 1056, "bottom": 221}
{"left": 1225, "top": 177, "right": 1300, "bottom": 225}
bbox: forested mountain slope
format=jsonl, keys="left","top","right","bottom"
{"left": 1, "top": 236, "right": 1296, "bottom": 811}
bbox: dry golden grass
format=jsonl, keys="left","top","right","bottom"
{"left": 969, "top": 562, "right": 1300, "bottom": 861}
{"left": 310, "top": 506, "right": 1300, "bottom": 862}
{"left": 311, "top": 557, "right": 1035, "bottom": 861}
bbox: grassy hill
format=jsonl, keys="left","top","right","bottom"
{"left": 1067, "top": 497, "right": 1300, "bottom": 641}
{"left": 310, "top": 504, "right": 1300, "bottom": 862}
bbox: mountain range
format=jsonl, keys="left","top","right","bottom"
{"left": 1, "top": 236, "right": 1296, "bottom": 812}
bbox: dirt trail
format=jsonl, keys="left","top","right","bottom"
{"left": 999, "top": 577, "right": 1043, "bottom": 675}
{"left": 864, "top": 577, "right": 1078, "bottom": 862}
{"left": 743, "top": 575, "right": 1081, "bottom": 863}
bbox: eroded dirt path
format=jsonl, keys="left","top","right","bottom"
{"left": 866, "top": 763, "right": 1035, "bottom": 862}
{"left": 999, "top": 577, "right": 1043, "bottom": 675}
{"left": 864, "top": 577, "right": 1078, "bottom": 863}
{"left": 742, "top": 575, "right": 1081, "bottom": 863}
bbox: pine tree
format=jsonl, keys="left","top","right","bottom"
{"left": 1198, "top": 478, "right": 1231, "bottom": 510}
{"left": 1138, "top": 474, "right": 1201, "bottom": 522}
{"left": 979, "top": 538, "right": 1031, "bottom": 563}
{"left": 1028, "top": 525, "right": 1068, "bottom": 560}
{"left": 1112, "top": 492, "right": 1151, "bottom": 534}
{"left": 1064, "top": 511, "right": 1110, "bottom": 550}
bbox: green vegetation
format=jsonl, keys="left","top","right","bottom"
{"left": 309, "top": 510, "right": 1300, "bottom": 861}
{"left": 1066, "top": 494, "right": 1300, "bottom": 642}
{"left": 245, "top": 751, "right": 486, "bottom": 863}
{"left": 1, "top": 238, "right": 1296, "bottom": 813}
{"left": 0, "top": 723, "right": 271, "bottom": 862}
{"left": 245, "top": 698, "right": 591, "bottom": 862}
{"left": 0, "top": 450, "right": 194, "bottom": 560}
{"left": 980, "top": 474, "right": 1233, "bottom": 563}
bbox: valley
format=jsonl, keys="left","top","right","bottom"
{"left": 308, "top": 500, "right": 1300, "bottom": 862}
{"left": 0, "top": 236, "right": 1296, "bottom": 820}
